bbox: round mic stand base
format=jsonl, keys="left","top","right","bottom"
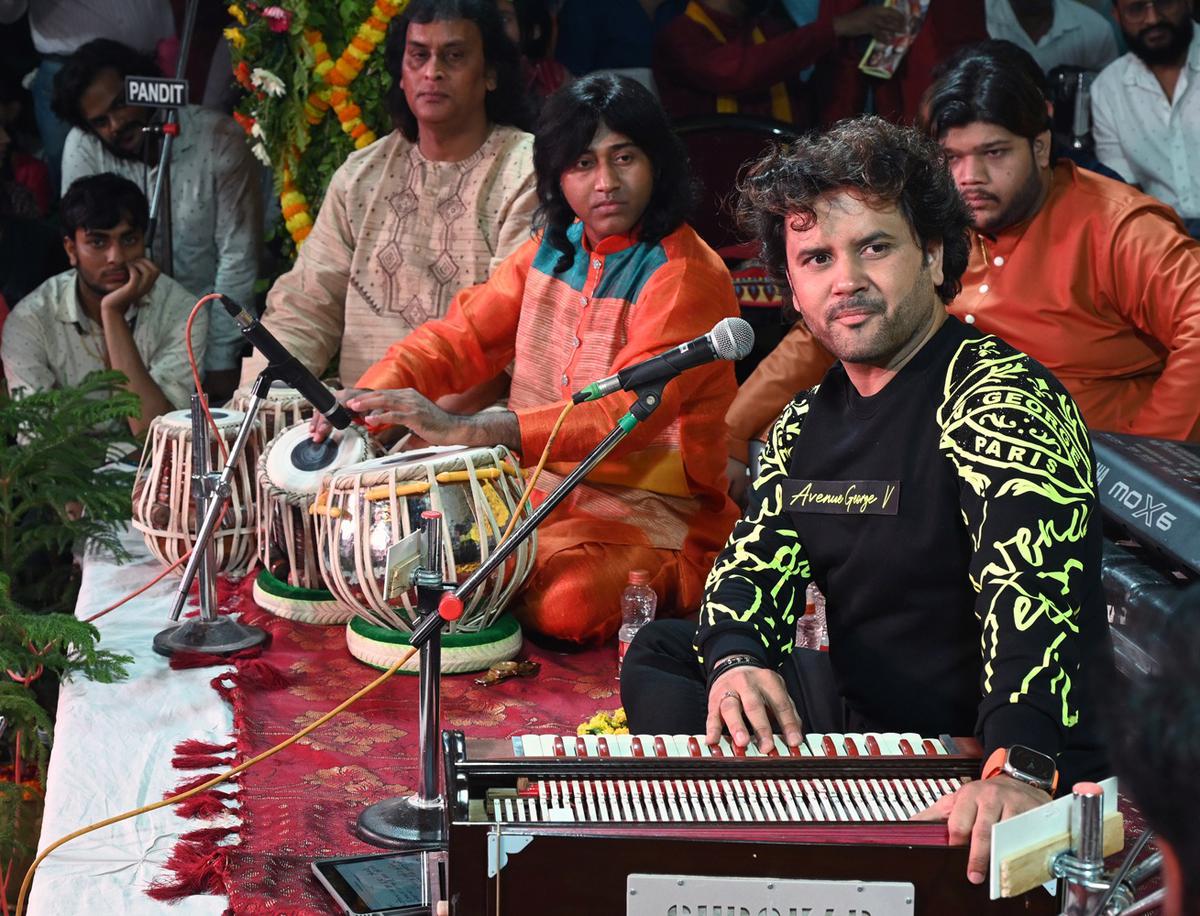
{"left": 356, "top": 794, "right": 445, "bottom": 849}
{"left": 159, "top": 390, "right": 272, "bottom": 661}
{"left": 153, "top": 615, "right": 269, "bottom": 658}
{"left": 357, "top": 511, "right": 447, "bottom": 849}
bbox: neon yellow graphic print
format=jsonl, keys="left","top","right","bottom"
{"left": 697, "top": 392, "right": 814, "bottom": 663}
{"left": 937, "top": 337, "right": 1095, "bottom": 729}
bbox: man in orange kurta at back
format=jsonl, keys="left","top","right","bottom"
{"left": 726, "top": 38, "right": 1200, "bottom": 469}
{"left": 314, "top": 74, "right": 741, "bottom": 645}
{"left": 931, "top": 40, "right": 1200, "bottom": 441}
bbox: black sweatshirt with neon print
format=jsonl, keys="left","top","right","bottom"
{"left": 697, "top": 318, "right": 1110, "bottom": 780}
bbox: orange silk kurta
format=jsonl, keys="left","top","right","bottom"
{"left": 358, "top": 222, "right": 741, "bottom": 639}
{"left": 952, "top": 161, "right": 1200, "bottom": 442}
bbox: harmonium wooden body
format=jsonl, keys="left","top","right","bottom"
{"left": 441, "top": 729, "right": 1058, "bottom": 915}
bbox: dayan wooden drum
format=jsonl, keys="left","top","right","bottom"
{"left": 230, "top": 381, "right": 325, "bottom": 451}
{"left": 312, "top": 445, "right": 535, "bottom": 673}
{"left": 131, "top": 408, "right": 259, "bottom": 575}
{"left": 252, "top": 422, "right": 373, "bottom": 624}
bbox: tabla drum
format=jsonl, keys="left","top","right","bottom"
{"left": 131, "top": 408, "right": 259, "bottom": 575}
{"left": 312, "top": 445, "right": 534, "bottom": 673}
{"left": 253, "top": 422, "right": 373, "bottom": 624}
{"left": 230, "top": 381, "right": 325, "bottom": 451}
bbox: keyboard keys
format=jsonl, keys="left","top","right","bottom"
{"left": 498, "top": 733, "right": 970, "bottom": 825}
{"left": 843, "top": 734, "right": 868, "bottom": 756}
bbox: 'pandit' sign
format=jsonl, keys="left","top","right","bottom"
{"left": 124, "top": 76, "right": 189, "bottom": 109}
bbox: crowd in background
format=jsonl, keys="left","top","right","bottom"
{"left": 1, "top": 0, "right": 1197, "bottom": 355}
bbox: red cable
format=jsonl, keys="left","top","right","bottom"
{"left": 185, "top": 293, "right": 229, "bottom": 462}
{"left": 85, "top": 293, "right": 237, "bottom": 623}
{"left": 82, "top": 555, "right": 185, "bottom": 623}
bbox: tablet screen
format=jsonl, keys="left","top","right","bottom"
{"left": 321, "top": 852, "right": 427, "bottom": 910}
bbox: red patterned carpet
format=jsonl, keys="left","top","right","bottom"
{"left": 152, "top": 577, "right": 620, "bottom": 914}
{"left": 151, "top": 580, "right": 1160, "bottom": 914}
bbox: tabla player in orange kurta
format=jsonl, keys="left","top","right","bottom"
{"left": 313, "top": 74, "right": 741, "bottom": 645}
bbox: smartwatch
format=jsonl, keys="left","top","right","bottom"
{"left": 982, "top": 745, "right": 1058, "bottom": 795}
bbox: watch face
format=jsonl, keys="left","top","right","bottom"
{"left": 1009, "top": 745, "right": 1056, "bottom": 783}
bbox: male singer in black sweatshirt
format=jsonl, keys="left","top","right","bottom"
{"left": 621, "top": 116, "right": 1110, "bottom": 887}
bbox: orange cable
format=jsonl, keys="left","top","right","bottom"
{"left": 15, "top": 641, "right": 421, "bottom": 916}
{"left": 498, "top": 400, "right": 575, "bottom": 544}
{"left": 82, "top": 555, "right": 185, "bottom": 623}
{"left": 185, "top": 293, "right": 229, "bottom": 462}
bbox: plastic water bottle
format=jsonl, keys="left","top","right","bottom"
{"left": 617, "top": 570, "right": 657, "bottom": 675}
{"left": 796, "top": 582, "right": 828, "bottom": 650}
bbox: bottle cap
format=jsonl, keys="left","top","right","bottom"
{"left": 628, "top": 569, "right": 651, "bottom": 586}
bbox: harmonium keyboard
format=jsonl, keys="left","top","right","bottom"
{"left": 441, "top": 730, "right": 1057, "bottom": 915}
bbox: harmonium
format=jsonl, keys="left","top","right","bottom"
{"left": 441, "top": 729, "right": 1057, "bottom": 915}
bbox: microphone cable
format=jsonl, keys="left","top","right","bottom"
{"left": 18, "top": 362, "right": 583, "bottom": 912}
{"left": 15, "top": 640, "right": 422, "bottom": 916}
{"left": 80, "top": 293, "right": 236, "bottom": 625}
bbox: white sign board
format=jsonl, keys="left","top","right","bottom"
{"left": 124, "top": 76, "right": 188, "bottom": 108}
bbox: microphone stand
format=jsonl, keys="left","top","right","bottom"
{"left": 355, "top": 379, "right": 668, "bottom": 848}
{"left": 153, "top": 373, "right": 278, "bottom": 656}
{"left": 145, "top": 0, "right": 200, "bottom": 268}
{"left": 356, "top": 510, "right": 448, "bottom": 847}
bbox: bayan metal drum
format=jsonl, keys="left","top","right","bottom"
{"left": 313, "top": 445, "right": 535, "bottom": 673}
{"left": 253, "top": 422, "right": 373, "bottom": 623}
{"left": 131, "top": 408, "right": 259, "bottom": 575}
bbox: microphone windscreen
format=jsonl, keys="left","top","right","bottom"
{"left": 711, "top": 317, "right": 755, "bottom": 361}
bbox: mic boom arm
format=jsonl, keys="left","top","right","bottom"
{"left": 572, "top": 316, "right": 755, "bottom": 404}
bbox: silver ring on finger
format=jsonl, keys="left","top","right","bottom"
{"left": 720, "top": 689, "right": 740, "bottom": 703}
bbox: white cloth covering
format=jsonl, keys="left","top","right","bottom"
{"left": 27, "top": 526, "right": 231, "bottom": 916}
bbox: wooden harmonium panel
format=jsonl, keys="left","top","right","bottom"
{"left": 442, "top": 731, "right": 1055, "bottom": 916}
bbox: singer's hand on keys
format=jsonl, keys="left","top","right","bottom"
{"left": 911, "top": 774, "right": 1050, "bottom": 885}
{"left": 706, "top": 663, "right": 804, "bottom": 755}
{"left": 310, "top": 388, "right": 370, "bottom": 442}
{"left": 101, "top": 258, "right": 159, "bottom": 315}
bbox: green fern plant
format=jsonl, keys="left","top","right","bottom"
{"left": 0, "top": 371, "right": 139, "bottom": 865}
{"left": 0, "top": 371, "right": 142, "bottom": 609}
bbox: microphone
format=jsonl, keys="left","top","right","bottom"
{"left": 572, "top": 316, "right": 755, "bottom": 404}
{"left": 220, "top": 296, "right": 352, "bottom": 430}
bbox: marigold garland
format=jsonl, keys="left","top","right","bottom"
{"left": 280, "top": 170, "right": 314, "bottom": 243}
{"left": 232, "top": 1, "right": 407, "bottom": 247}
{"left": 578, "top": 708, "right": 629, "bottom": 736}
{"left": 330, "top": 88, "right": 377, "bottom": 148}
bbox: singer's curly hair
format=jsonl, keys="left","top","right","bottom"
{"left": 735, "top": 116, "right": 972, "bottom": 307}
